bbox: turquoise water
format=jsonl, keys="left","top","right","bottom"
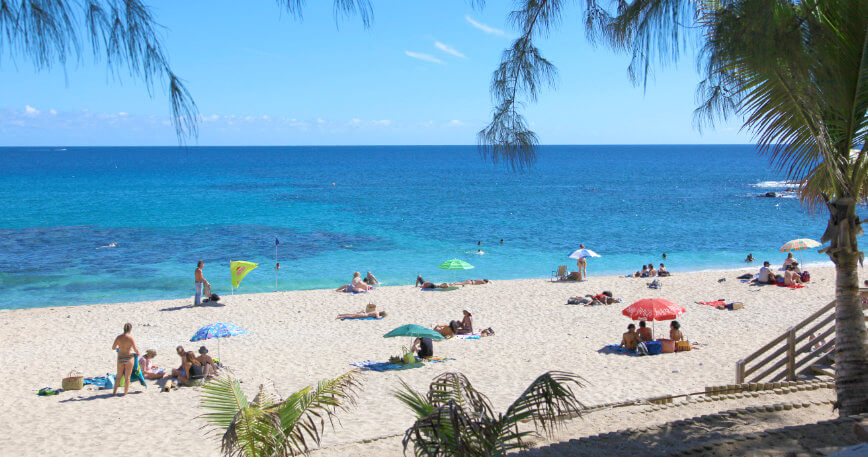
{"left": 0, "top": 145, "right": 838, "bottom": 309}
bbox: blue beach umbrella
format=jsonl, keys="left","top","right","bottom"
{"left": 190, "top": 323, "right": 247, "bottom": 361}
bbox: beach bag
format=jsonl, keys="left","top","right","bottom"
{"left": 676, "top": 341, "right": 692, "bottom": 352}
{"left": 801, "top": 271, "right": 810, "bottom": 282}
{"left": 61, "top": 370, "right": 84, "bottom": 390}
{"left": 365, "top": 303, "right": 377, "bottom": 313}
{"left": 659, "top": 339, "right": 676, "bottom": 353}
{"left": 209, "top": 293, "right": 220, "bottom": 302}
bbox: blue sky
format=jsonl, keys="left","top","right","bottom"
{"left": 0, "top": 1, "right": 751, "bottom": 146}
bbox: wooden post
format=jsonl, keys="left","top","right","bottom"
{"left": 736, "top": 360, "right": 745, "bottom": 384}
{"left": 786, "top": 327, "right": 796, "bottom": 381}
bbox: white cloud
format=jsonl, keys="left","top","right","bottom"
{"left": 24, "top": 105, "right": 39, "bottom": 116}
{"left": 465, "top": 16, "right": 505, "bottom": 36}
{"left": 49, "top": 109, "right": 57, "bottom": 116}
{"left": 446, "top": 119, "right": 464, "bottom": 127}
{"left": 434, "top": 41, "right": 467, "bottom": 59}
{"left": 118, "top": 112, "right": 128, "bottom": 116}
{"left": 405, "top": 51, "right": 444, "bottom": 65}
{"left": 372, "top": 120, "right": 392, "bottom": 127}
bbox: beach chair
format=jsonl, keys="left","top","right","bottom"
{"left": 551, "top": 265, "right": 567, "bottom": 282}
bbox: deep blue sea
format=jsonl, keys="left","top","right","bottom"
{"left": 0, "top": 145, "right": 837, "bottom": 310}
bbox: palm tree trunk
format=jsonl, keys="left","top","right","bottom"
{"left": 825, "top": 198, "right": 868, "bottom": 416}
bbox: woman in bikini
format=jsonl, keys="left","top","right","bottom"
{"left": 336, "top": 310, "right": 388, "bottom": 319}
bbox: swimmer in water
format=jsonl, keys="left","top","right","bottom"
{"left": 476, "top": 249, "right": 484, "bottom": 255}
{"left": 98, "top": 242, "right": 118, "bottom": 249}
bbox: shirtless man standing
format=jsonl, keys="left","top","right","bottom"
{"left": 111, "top": 323, "right": 140, "bottom": 396}
{"left": 194, "top": 261, "right": 209, "bottom": 306}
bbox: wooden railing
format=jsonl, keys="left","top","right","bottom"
{"left": 735, "top": 290, "right": 868, "bottom": 383}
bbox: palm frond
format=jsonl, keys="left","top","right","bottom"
{"left": 200, "top": 375, "right": 272, "bottom": 457}
{"left": 479, "top": 0, "right": 563, "bottom": 170}
{"left": 394, "top": 379, "right": 434, "bottom": 420}
{"left": 271, "top": 369, "right": 363, "bottom": 456}
{"left": 401, "top": 400, "right": 485, "bottom": 457}
{"left": 425, "top": 372, "right": 494, "bottom": 420}
{"left": 273, "top": 0, "right": 373, "bottom": 27}
{"left": 501, "top": 371, "right": 588, "bottom": 437}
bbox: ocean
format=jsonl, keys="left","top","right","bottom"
{"left": 0, "top": 145, "right": 837, "bottom": 310}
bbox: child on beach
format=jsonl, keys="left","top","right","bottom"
{"left": 140, "top": 349, "right": 165, "bottom": 380}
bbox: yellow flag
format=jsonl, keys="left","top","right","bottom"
{"left": 230, "top": 261, "right": 258, "bottom": 288}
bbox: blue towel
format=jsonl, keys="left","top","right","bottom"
{"left": 598, "top": 345, "right": 639, "bottom": 356}
{"left": 349, "top": 360, "right": 423, "bottom": 372}
{"left": 340, "top": 316, "right": 383, "bottom": 321}
{"left": 83, "top": 375, "right": 115, "bottom": 389}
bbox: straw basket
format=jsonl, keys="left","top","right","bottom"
{"left": 62, "top": 370, "right": 84, "bottom": 390}
{"left": 365, "top": 303, "right": 377, "bottom": 313}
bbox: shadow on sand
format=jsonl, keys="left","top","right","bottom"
{"left": 160, "top": 302, "right": 225, "bottom": 312}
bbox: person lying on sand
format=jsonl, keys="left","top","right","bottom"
{"left": 637, "top": 321, "right": 653, "bottom": 342}
{"left": 336, "top": 310, "right": 388, "bottom": 319}
{"left": 420, "top": 280, "right": 449, "bottom": 290}
{"left": 451, "top": 279, "right": 491, "bottom": 286}
{"left": 434, "top": 321, "right": 459, "bottom": 337}
{"left": 621, "top": 324, "right": 640, "bottom": 351}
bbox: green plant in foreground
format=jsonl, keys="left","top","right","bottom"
{"left": 200, "top": 370, "right": 362, "bottom": 457}
{"left": 396, "top": 371, "right": 587, "bottom": 457}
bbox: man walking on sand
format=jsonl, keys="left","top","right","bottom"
{"left": 112, "top": 323, "right": 140, "bottom": 396}
{"left": 195, "top": 260, "right": 210, "bottom": 306}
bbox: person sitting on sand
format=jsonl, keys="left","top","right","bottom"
{"left": 197, "top": 346, "right": 218, "bottom": 377}
{"left": 178, "top": 351, "right": 204, "bottom": 386}
{"left": 336, "top": 310, "right": 388, "bottom": 319}
{"left": 758, "top": 261, "right": 775, "bottom": 284}
{"left": 336, "top": 272, "right": 369, "bottom": 292}
{"left": 658, "top": 263, "right": 670, "bottom": 277}
{"left": 411, "top": 337, "right": 433, "bottom": 359}
{"left": 670, "top": 321, "right": 684, "bottom": 341}
{"left": 637, "top": 265, "right": 650, "bottom": 278}
{"left": 170, "top": 345, "right": 187, "bottom": 379}
{"left": 637, "top": 321, "right": 653, "bottom": 342}
{"left": 363, "top": 271, "right": 379, "bottom": 286}
{"left": 140, "top": 349, "right": 165, "bottom": 380}
{"left": 783, "top": 252, "right": 797, "bottom": 268}
{"left": 451, "top": 279, "right": 491, "bottom": 286}
{"left": 784, "top": 265, "right": 803, "bottom": 286}
{"left": 621, "top": 324, "right": 640, "bottom": 351}
{"left": 790, "top": 261, "right": 802, "bottom": 274}
{"left": 746, "top": 253, "right": 754, "bottom": 262}
{"left": 647, "top": 264, "right": 658, "bottom": 277}
{"left": 457, "top": 309, "right": 473, "bottom": 334}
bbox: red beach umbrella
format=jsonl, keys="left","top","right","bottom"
{"left": 622, "top": 299, "right": 685, "bottom": 340}
{"left": 622, "top": 299, "right": 685, "bottom": 321}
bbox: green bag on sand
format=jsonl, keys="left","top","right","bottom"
{"left": 403, "top": 353, "right": 416, "bottom": 365}
{"left": 38, "top": 387, "right": 59, "bottom": 396}
{"left": 118, "top": 356, "right": 147, "bottom": 388}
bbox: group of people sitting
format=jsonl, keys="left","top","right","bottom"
{"left": 408, "top": 309, "right": 494, "bottom": 359}
{"left": 632, "top": 263, "right": 670, "bottom": 278}
{"left": 336, "top": 271, "right": 379, "bottom": 293}
{"left": 620, "top": 320, "right": 684, "bottom": 351}
{"left": 567, "top": 291, "right": 621, "bottom": 306}
{"left": 139, "top": 345, "right": 219, "bottom": 386}
{"left": 755, "top": 253, "right": 809, "bottom": 286}
{"left": 415, "top": 275, "right": 491, "bottom": 289}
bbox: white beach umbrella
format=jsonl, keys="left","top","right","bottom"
{"left": 568, "top": 248, "right": 601, "bottom": 259}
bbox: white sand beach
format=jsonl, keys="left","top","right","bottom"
{"left": 0, "top": 265, "right": 847, "bottom": 456}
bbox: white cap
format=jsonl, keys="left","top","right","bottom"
{"left": 463, "top": 308, "right": 472, "bottom": 315}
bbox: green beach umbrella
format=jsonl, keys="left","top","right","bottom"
{"left": 383, "top": 324, "right": 444, "bottom": 340}
{"left": 438, "top": 258, "right": 474, "bottom": 282}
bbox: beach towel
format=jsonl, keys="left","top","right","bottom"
{"left": 599, "top": 345, "right": 639, "bottom": 356}
{"left": 421, "top": 286, "right": 459, "bottom": 292}
{"left": 697, "top": 301, "right": 726, "bottom": 307}
{"left": 83, "top": 375, "right": 115, "bottom": 389}
{"left": 777, "top": 283, "right": 805, "bottom": 289}
{"left": 350, "top": 357, "right": 454, "bottom": 371}
{"left": 455, "top": 333, "right": 482, "bottom": 339}
{"left": 339, "top": 316, "right": 384, "bottom": 321}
